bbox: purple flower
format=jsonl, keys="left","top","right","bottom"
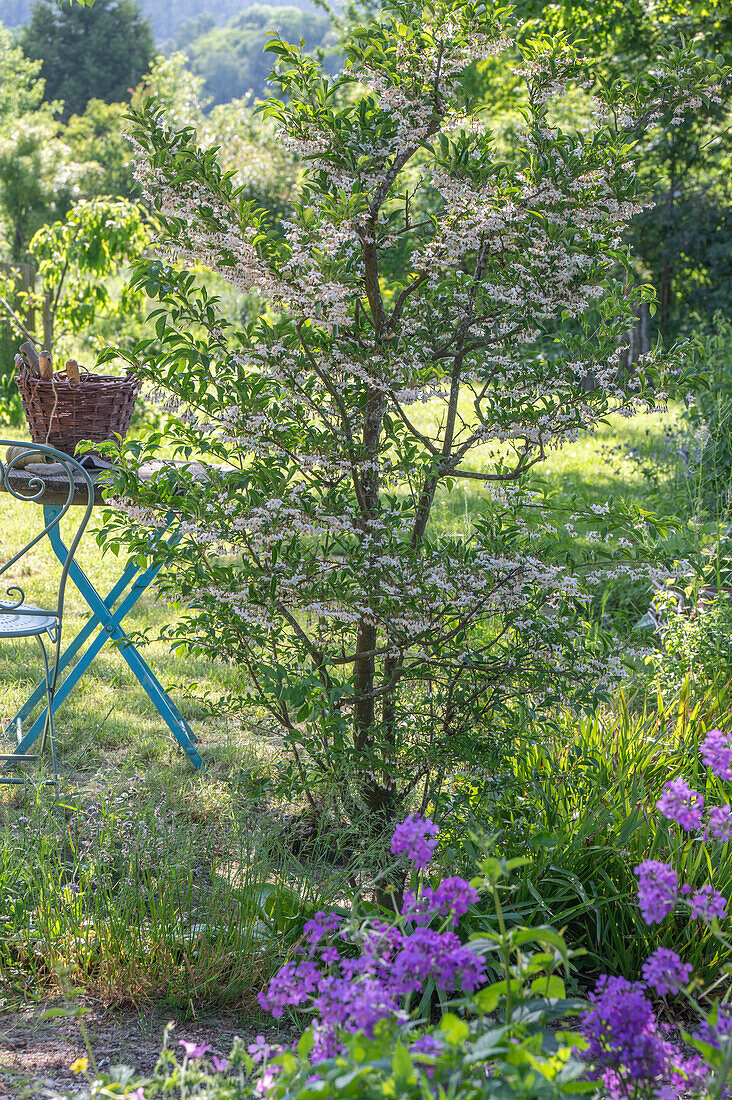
{"left": 258, "top": 960, "right": 321, "bottom": 1017}
{"left": 247, "top": 1036, "right": 272, "bottom": 1064}
{"left": 410, "top": 1033, "right": 444, "bottom": 1079}
{"left": 392, "top": 928, "right": 486, "bottom": 993}
{"left": 411, "top": 1034, "right": 444, "bottom": 1057}
{"left": 403, "top": 877, "right": 479, "bottom": 927}
{"left": 254, "top": 1065, "right": 280, "bottom": 1097}
{"left": 701, "top": 729, "right": 732, "bottom": 781}
{"left": 391, "top": 815, "right": 439, "bottom": 870}
{"left": 212, "top": 1055, "right": 230, "bottom": 1073}
{"left": 665, "top": 1053, "right": 711, "bottom": 1097}
{"left": 580, "top": 975, "right": 678, "bottom": 1084}
{"left": 707, "top": 804, "right": 732, "bottom": 842}
{"left": 656, "top": 778, "right": 704, "bottom": 831}
{"left": 634, "top": 860, "right": 679, "bottom": 924}
{"left": 688, "top": 884, "right": 727, "bottom": 922}
{"left": 178, "top": 1040, "right": 210, "bottom": 1059}
{"left": 303, "top": 911, "right": 342, "bottom": 950}
{"left": 641, "top": 948, "right": 692, "bottom": 996}
{"left": 694, "top": 1005, "right": 732, "bottom": 1050}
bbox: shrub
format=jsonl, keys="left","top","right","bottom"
{"left": 99, "top": 0, "right": 725, "bottom": 843}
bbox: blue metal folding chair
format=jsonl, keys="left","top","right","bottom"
{"left": 0, "top": 442, "right": 93, "bottom": 796}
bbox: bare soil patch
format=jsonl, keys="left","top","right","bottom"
{"left": 0, "top": 1003, "right": 285, "bottom": 1099}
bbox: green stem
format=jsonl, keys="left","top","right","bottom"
{"left": 491, "top": 883, "right": 513, "bottom": 1025}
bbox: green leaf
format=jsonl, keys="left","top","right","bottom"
{"left": 440, "top": 1013, "right": 469, "bottom": 1046}
{"left": 391, "top": 1044, "right": 415, "bottom": 1084}
{"left": 297, "top": 1029, "right": 314, "bottom": 1058}
{"left": 530, "top": 975, "right": 566, "bottom": 998}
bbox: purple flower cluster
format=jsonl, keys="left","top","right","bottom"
{"left": 701, "top": 729, "right": 732, "bottom": 781}
{"left": 410, "top": 1034, "right": 444, "bottom": 1079}
{"left": 580, "top": 975, "right": 706, "bottom": 1097}
{"left": 303, "top": 911, "right": 343, "bottom": 947}
{"left": 641, "top": 948, "right": 692, "bottom": 997}
{"left": 580, "top": 976, "right": 672, "bottom": 1080}
{"left": 258, "top": 819, "right": 486, "bottom": 1059}
{"left": 258, "top": 918, "right": 486, "bottom": 1051}
{"left": 688, "top": 884, "right": 727, "bottom": 923}
{"left": 402, "top": 876, "right": 479, "bottom": 927}
{"left": 635, "top": 860, "right": 679, "bottom": 924}
{"left": 656, "top": 778, "right": 704, "bottom": 831}
{"left": 708, "top": 803, "right": 732, "bottom": 842}
{"left": 391, "top": 815, "right": 439, "bottom": 869}
{"left": 694, "top": 1005, "right": 732, "bottom": 1051}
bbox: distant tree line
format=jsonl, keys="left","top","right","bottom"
{"left": 0, "top": 0, "right": 321, "bottom": 39}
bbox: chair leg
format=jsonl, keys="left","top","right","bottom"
{"left": 35, "top": 633, "right": 60, "bottom": 800}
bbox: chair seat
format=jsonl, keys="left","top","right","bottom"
{"left": 0, "top": 607, "right": 57, "bottom": 638}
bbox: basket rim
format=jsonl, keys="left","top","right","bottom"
{"left": 15, "top": 363, "right": 140, "bottom": 388}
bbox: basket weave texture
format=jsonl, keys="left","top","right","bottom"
{"left": 14, "top": 356, "right": 142, "bottom": 456}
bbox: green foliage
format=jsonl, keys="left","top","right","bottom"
{"left": 0, "top": 25, "right": 83, "bottom": 261}
{"left": 21, "top": 0, "right": 156, "bottom": 120}
{"left": 0, "top": 197, "right": 150, "bottom": 363}
{"left": 184, "top": 5, "right": 337, "bottom": 103}
{"left": 467, "top": 692, "right": 732, "bottom": 986}
{"left": 101, "top": 0, "right": 727, "bottom": 839}
{"left": 684, "top": 316, "right": 732, "bottom": 517}
{"left": 0, "top": 792, "right": 334, "bottom": 1007}
{"left": 133, "top": 53, "right": 296, "bottom": 219}
{"left": 511, "top": 0, "right": 732, "bottom": 339}
{"left": 64, "top": 99, "right": 139, "bottom": 200}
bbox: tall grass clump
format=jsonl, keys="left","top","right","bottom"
{"left": 458, "top": 687, "right": 732, "bottom": 988}
{"left": 0, "top": 789, "right": 352, "bottom": 1009}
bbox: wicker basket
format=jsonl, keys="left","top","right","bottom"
{"left": 14, "top": 357, "right": 142, "bottom": 456}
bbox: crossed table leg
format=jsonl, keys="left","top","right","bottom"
{"left": 10, "top": 504, "right": 204, "bottom": 770}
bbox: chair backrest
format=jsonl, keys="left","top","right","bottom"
{"left": 0, "top": 441, "right": 94, "bottom": 621}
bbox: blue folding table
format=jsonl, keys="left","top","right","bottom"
{"left": 2, "top": 461, "right": 203, "bottom": 770}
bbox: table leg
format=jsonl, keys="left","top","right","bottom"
{"left": 12, "top": 508, "right": 203, "bottom": 770}
{"left": 12, "top": 557, "right": 140, "bottom": 724}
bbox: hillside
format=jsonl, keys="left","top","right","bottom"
{"left": 0, "top": 0, "right": 319, "bottom": 40}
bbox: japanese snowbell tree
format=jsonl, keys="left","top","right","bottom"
{"left": 105, "top": 0, "right": 725, "bottom": 833}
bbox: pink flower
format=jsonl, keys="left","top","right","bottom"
{"left": 179, "top": 1040, "right": 210, "bottom": 1059}
{"left": 212, "top": 1055, "right": 230, "bottom": 1072}
{"left": 247, "top": 1035, "right": 272, "bottom": 1063}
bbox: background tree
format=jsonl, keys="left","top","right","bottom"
{"left": 507, "top": 0, "right": 732, "bottom": 339}
{"left": 0, "top": 196, "right": 149, "bottom": 355}
{"left": 0, "top": 23, "right": 83, "bottom": 262}
{"left": 21, "top": 0, "right": 155, "bottom": 120}
{"left": 183, "top": 5, "right": 337, "bottom": 103}
{"left": 133, "top": 53, "right": 297, "bottom": 219}
{"left": 64, "top": 99, "right": 138, "bottom": 200}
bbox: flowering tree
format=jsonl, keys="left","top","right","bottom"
{"left": 104, "top": 0, "right": 725, "bottom": 833}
